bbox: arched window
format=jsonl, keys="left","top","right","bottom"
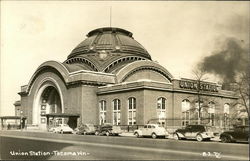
{"left": 128, "top": 97, "right": 136, "bottom": 125}
{"left": 157, "top": 97, "right": 166, "bottom": 126}
{"left": 208, "top": 102, "right": 215, "bottom": 126}
{"left": 181, "top": 99, "right": 190, "bottom": 126}
{"left": 113, "top": 99, "right": 121, "bottom": 125}
{"left": 224, "top": 103, "right": 230, "bottom": 127}
{"left": 99, "top": 100, "right": 107, "bottom": 125}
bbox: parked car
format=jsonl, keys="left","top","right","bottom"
{"left": 48, "top": 126, "right": 57, "bottom": 132}
{"left": 173, "top": 125, "right": 214, "bottom": 141}
{"left": 76, "top": 124, "right": 96, "bottom": 135}
{"left": 134, "top": 124, "right": 168, "bottom": 139}
{"left": 95, "top": 123, "right": 122, "bottom": 136}
{"left": 54, "top": 124, "right": 73, "bottom": 134}
{"left": 220, "top": 126, "right": 249, "bottom": 143}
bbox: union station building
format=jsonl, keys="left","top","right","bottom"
{"left": 15, "top": 27, "right": 240, "bottom": 130}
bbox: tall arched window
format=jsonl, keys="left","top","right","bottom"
{"left": 181, "top": 99, "right": 190, "bottom": 126}
{"left": 113, "top": 99, "right": 121, "bottom": 125}
{"left": 128, "top": 97, "right": 136, "bottom": 125}
{"left": 157, "top": 97, "right": 166, "bottom": 126}
{"left": 224, "top": 103, "right": 230, "bottom": 127}
{"left": 208, "top": 102, "right": 215, "bottom": 126}
{"left": 99, "top": 100, "right": 106, "bottom": 125}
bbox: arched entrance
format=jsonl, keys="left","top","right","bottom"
{"left": 41, "top": 86, "right": 62, "bottom": 114}
{"left": 33, "top": 80, "right": 64, "bottom": 130}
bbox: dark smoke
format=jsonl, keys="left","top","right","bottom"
{"left": 199, "top": 37, "right": 249, "bottom": 84}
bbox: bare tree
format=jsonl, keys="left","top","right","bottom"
{"left": 191, "top": 67, "right": 209, "bottom": 124}
{"left": 233, "top": 72, "right": 250, "bottom": 120}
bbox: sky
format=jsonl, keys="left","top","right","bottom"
{"left": 0, "top": 1, "right": 249, "bottom": 116}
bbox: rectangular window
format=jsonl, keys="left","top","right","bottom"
{"left": 99, "top": 100, "right": 107, "bottom": 125}
{"left": 128, "top": 98, "right": 136, "bottom": 125}
{"left": 182, "top": 111, "right": 190, "bottom": 126}
{"left": 113, "top": 99, "right": 121, "bottom": 125}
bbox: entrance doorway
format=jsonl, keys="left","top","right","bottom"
{"left": 33, "top": 83, "right": 64, "bottom": 130}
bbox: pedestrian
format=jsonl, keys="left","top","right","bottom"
{"left": 7, "top": 123, "right": 10, "bottom": 130}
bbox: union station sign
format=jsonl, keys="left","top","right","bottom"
{"left": 179, "top": 80, "right": 218, "bottom": 92}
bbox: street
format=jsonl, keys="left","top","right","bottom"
{"left": 0, "top": 130, "right": 249, "bottom": 160}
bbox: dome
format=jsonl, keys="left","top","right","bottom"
{"left": 65, "top": 27, "right": 152, "bottom": 73}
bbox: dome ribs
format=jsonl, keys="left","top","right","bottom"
{"left": 67, "top": 27, "right": 152, "bottom": 72}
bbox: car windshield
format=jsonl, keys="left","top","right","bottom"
{"left": 234, "top": 126, "right": 249, "bottom": 132}
{"left": 205, "top": 126, "right": 215, "bottom": 132}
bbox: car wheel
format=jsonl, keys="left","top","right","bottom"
{"left": 196, "top": 134, "right": 203, "bottom": 142}
{"left": 152, "top": 133, "right": 157, "bottom": 139}
{"left": 134, "top": 132, "right": 140, "bottom": 138}
{"left": 173, "top": 133, "right": 180, "bottom": 140}
{"left": 106, "top": 131, "right": 110, "bottom": 136}
{"left": 95, "top": 131, "right": 99, "bottom": 136}
{"left": 83, "top": 131, "right": 87, "bottom": 135}
{"left": 221, "top": 136, "right": 228, "bottom": 143}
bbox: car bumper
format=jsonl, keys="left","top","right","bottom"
{"left": 201, "top": 133, "right": 214, "bottom": 138}
{"left": 62, "top": 131, "right": 73, "bottom": 134}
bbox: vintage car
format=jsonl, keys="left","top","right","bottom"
{"left": 76, "top": 123, "right": 96, "bottom": 135}
{"left": 48, "top": 126, "right": 57, "bottom": 132}
{"left": 220, "top": 126, "right": 249, "bottom": 143}
{"left": 53, "top": 124, "right": 73, "bottom": 134}
{"left": 134, "top": 124, "right": 168, "bottom": 139}
{"left": 173, "top": 125, "right": 214, "bottom": 141}
{"left": 95, "top": 123, "right": 122, "bottom": 136}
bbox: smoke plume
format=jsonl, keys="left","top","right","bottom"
{"left": 199, "top": 37, "right": 249, "bottom": 83}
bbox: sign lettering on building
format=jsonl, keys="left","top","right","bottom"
{"left": 179, "top": 80, "right": 218, "bottom": 92}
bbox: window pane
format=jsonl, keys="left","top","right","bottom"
{"left": 113, "top": 100, "right": 117, "bottom": 110}
{"left": 129, "top": 111, "right": 132, "bottom": 119}
{"left": 104, "top": 101, "right": 106, "bottom": 111}
{"left": 118, "top": 100, "right": 121, "bottom": 110}
{"left": 133, "top": 111, "right": 136, "bottom": 118}
{"left": 118, "top": 112, "right": 121, "bottom": 119}
{"left": 133, "top": 98, "right": 136, "bottom": 109}
{"left": 224, "top": 103, "right": 230, "bottom": 114}
{"left": 162, "top": 98, "right": 166, "bottom": 109}
{"left": 157, "top": 98, "right": 161, "bottom": 109}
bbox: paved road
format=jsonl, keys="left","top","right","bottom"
{"left": 0, "top": 130, "right": 249, "bottom": 160}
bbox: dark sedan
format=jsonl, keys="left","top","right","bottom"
{"left": 95, "top": 123, "right": 122, "bottom": 136}
{"left": 173, "top": 125, "right": 214, "bottom": 141}
{"left": 220, "top": 126, "right": 249, "bottom": 143}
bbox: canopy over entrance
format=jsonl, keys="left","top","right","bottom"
{"left": 41, "top": 113, "right": 80, "bottom": 130}
{"left": 41, "top": 113, "right": 80, "bottom": 118}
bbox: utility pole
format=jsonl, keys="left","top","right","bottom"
{"left": 110, "top": 6, "right": 112, "bottom": 27}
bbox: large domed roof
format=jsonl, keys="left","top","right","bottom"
{"left": 64, "top": 27, "right": 152, "bottom": 73}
